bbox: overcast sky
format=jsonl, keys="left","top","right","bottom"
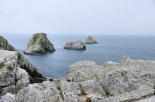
{"left": 0, "top": 0, "right": 155, "bottom": 35}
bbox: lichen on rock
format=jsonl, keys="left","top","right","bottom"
{"left": 24, "top": 33, "right": 55, "bottom": 55}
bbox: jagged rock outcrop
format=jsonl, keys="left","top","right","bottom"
{"left": 0, "top": 36, "right": 16, "bottom": 51}
{"left": 24, "top": 33, "right": 55, "bottom": 55}
{"left": 85, "top": 36, "right": 97, "bottom": 44}
{"left": 0, "top": 50, "right": 46, "bottom": 97}
{"left": 64, "top": 40, "right": 86, "bottom": 50}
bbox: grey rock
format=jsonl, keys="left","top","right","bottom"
{"left": 16, "top": 82, "right": 63, "bottom": 102}
{"left": 0, "top": 50, "right": 46, "bottom": 96}
{"left": 24, "top": 33, "right": 55, "bottom": 55}
{"left": 97, "top": 56, "right": 155, "bottom": 96}
{"left": 16, "top": 68, "right": 30, "bottom": 92}
{"left": 85, "top": 36, "right": 97, "bottom": 44}
{"left": 0, "top": 93, "right": 15, "bottom": 102}
{"left": 60, "top": 80, "right": 81, "bottom": 95}
{"left": 64, "top": 40, "right": 86, "bottom": 50}
{"left": 80, "top": 80, "right": 106, "bottom": 97}
{"left": 63, "top": 93, "right": 85, "bottom": 102}
{"left": 0, "top": 51, "right": 18, "bottom": 96}
{"left": 66, "top": 61, "right": 101, "bottom": 82}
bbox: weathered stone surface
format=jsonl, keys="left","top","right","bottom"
{"left": 67, "top": 61, "right": 101, "bottom": 82}
{"left": 80, "top": 80, "right": 106, "bottom": 97}
{"left": 24, "top": 33, "right": 55, "bottom": 55}
{"left": 0, "top": 51, "right": 18, "bottom": 96}
{"left": 64, "top": 40, "right": 86, "bottom": 50}
{"left": 63, "top": 93, "right": 85, "bottom": 102}
{"left": 0, "top": 93, "right": 15, "bottom": 102}
{"left": 16, "top": 68, "right": 30, "bottom": 92}
{"left": 97, "top": 56, "right": 155, "bottom": 96}
{"left": 16, "top": 82, "right": 63, "bottom": 102}
{"left": 85, "top": 36, "right": 97, "bottom": 44}
{"left": 0, "top": 36, "right": 16, "bottom": 51}
{"left": 60, "top": 80, "right": 81, "bottom": 95}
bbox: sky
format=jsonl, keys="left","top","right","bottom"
{"left": 0, "top": 0, "right": 155, "bottom": 35}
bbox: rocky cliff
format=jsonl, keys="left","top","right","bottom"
{"left": 0, "top": 50, "right": 46, "bottom": 98}
{"left": 24, "top": 33, "right": 55, "bottom": 55}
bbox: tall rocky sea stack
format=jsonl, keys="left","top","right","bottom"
{"left": 85, "top": 36, "right": 97, "bottom": 44}
{"left": 24, "top": 33, "right": 55, "bottom": 55}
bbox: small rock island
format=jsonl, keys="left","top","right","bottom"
{"left": 64, "top": 40, "right": 86, "bottom": 50}
{"left": 24, "top": 33, "right": 55, "bottom": 55}
{"left": 85, "top": 36, "right": 97, "bottom": 44}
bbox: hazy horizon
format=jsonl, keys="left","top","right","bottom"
{"left": 0, "top": 0, "right": 155, "bottom": 35}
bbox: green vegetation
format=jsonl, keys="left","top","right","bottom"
{"left": 79, "top": 84, "right": 86, "bottom": 96}
{"left": 59, "top": 91, "right": 64, "bottom": 100}
{"left": 53, "top": 79, "right": 60, "bottom": 83}
{"left": 0, "top": 36, "right": 16, "bottom": 51}
{"left": 0, "top": 62, "right": 4, "bottom": 71}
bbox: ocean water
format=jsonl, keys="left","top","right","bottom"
{"left": 1, "top": 34, "right": 155, "bottom": 79}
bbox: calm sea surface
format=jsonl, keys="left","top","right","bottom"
{"left": 1, "top": 34, "right": 155, "bottom": 79}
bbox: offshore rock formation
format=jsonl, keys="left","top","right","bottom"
{"left": 24, "top": 33, "right": 55, "bottom": 55}
{"left": 0, "top": 36, "right": 16, "bottom": 51}
{"left": 64, "top": 40, "right": 86, "bottom": 50}
{"left": 13, "top": 57, "right": 155, "bottom": 102}
{"left": 85, "top": 36, "right": 97, "bottom": 44}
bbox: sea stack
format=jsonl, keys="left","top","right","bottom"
{"left": 85, "top": 36, "right": 97, "bottom": 44}
{"left": 64, "top": 40, "right": 86, "bottom": 50}
{"left": 24, "top": 33, "right": 55, "bottom": 55}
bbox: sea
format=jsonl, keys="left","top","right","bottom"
{"left": 1, "top": 34, "right": 155, "bottom": 79}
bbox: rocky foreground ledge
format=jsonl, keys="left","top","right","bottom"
{"left": 0, "top": 51, "right": 155, "bottom": 102}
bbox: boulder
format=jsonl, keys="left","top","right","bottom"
{"left": 24, "top": 33, "right": 55, "bottom": 55}
{"left": 97, "top": 56, "right": 155, "bottom": 96}
{"left": 64, "top": 40, "right": 86, "bottom": 50}
{"left": 85, "top": 36, "right": 97, "bottom": 44}
{"left": 66, "top": 61, "right": 101, "bottom": 82}
{"left": 16, "top": 82, "right": 63, "bottom": 102}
